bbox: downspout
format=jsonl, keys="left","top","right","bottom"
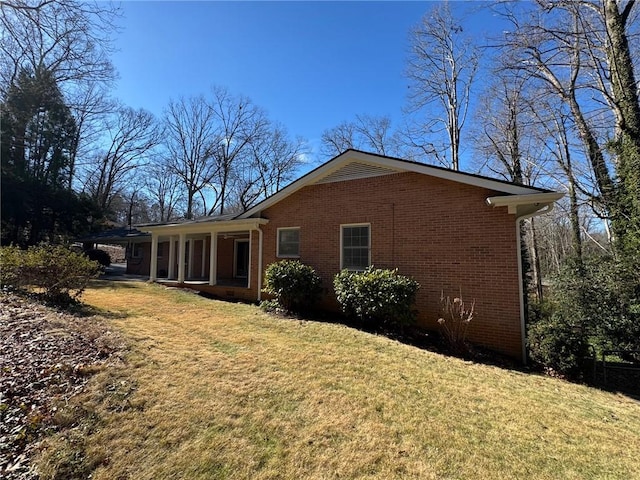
{"left": 516, "top": 204, "right": 554, "bottom": 364}
{"left": 257, "top": 225, "right": 264, "bottom": 302}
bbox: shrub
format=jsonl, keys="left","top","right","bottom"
{"left": 333, "top": 266, "right": 419, "bottom": 326}
{"left": 84, "top": 248, "right": 111, "bottom": 267}
{"left": 0, "top": 244, "right": 22, "bottom": 289}
{"left": 262, "top": 260, "right": 322, "bottom": 313}
{"left": 528, "top": 312, "right": 591, "bottom": 378}
{"left": 0, "top": 244, "right": 101, "bottom": 303}
{"left": 438, "top": 291, "right": 475, "bottom": 356}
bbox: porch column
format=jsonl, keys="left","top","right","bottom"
{"left": 209, "top": 232, "right": 217, "bottom": 286}
{"left": 150, "top": 234, "right": 159, "bottom": 281}
{"left": 178, "top": 233, "right": 186, "bottom": 283}
{"left": 247, "top": 230, "right": 252, "bottom": 289}
{"left": 168, "top": 235, "right": 176, "bottom": 279}
{"left": 257, "top": 227, "right": 263, "bottom": 301}
{"left": 187, "top": 238, "right": 194, "bottom": 279}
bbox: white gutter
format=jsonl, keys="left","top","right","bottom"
{"left": 141, "top": 218, "right": 269, "bottom": 236}
{"left": 257, "top": 226, "right": 264, "bottom": 302}
{"left": 486, "top": 192, "right": 563, "bottom": 214}
{"left": 487, "top": 192, "right": 562, "bottom": 363}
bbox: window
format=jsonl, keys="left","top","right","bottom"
{"left": 131, "top": 243, "right": 143, "bottom": 258}
{"left": 157, "top": 243, "right": 164, "bottom": 258}
{"left": 341, "top": 224, "right": 370, "bottom": 270}
{"left": 277, "top": 227, "right": 300, "bottom": 257}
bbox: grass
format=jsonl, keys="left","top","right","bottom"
{"left": 38, "top": 281, "right": 640, "bottom": 479}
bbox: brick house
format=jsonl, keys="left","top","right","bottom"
{"left": 134, "top": 150, "right": 562, "bottom": 361}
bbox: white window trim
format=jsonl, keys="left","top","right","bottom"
{"left": 276, "top": 227, "right": 301, "bottom": 258}
{"left": 340, "top": 223, "right": 371, "bottom": 271}
{"left": 233, "top": 238, "right": 250, "bottom": 278}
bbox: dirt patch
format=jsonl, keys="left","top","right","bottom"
{"left": 0, "top": 293, "right": 126, "bottom": 479}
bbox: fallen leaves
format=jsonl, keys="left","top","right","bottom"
{"left": 0, "top": 292, "right": 125, "bottom": 479}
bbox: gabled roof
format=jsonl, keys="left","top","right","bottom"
{"left": 239, "top": 149, "right": 557, "bottom": 219}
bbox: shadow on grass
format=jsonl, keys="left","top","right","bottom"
{"left": 89, "top": 279, "right": 145, "bottom": 290}
{"left": 259, "top": 302, "right": 523, "bottom": 370}
{"left": 258, "top": 302, "right": 640, "bottom": 401}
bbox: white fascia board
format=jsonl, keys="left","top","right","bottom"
{"left": 239, "top": 150, "right": 549, "bottom": 218}
{"left": 486, "top": 192, "right": 564, "bottom": 215}
{"left": 140, "top": 218, "right": 269, "bottom": 236}
{"left": 238, "top": 155, "right": 357, "bottom": 218}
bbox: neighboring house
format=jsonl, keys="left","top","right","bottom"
{"left": 132, "top": 150, "right": 563, "bottom": 361}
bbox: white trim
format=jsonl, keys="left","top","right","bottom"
{"left": 150, "top": 234, "right": 158, "bottom": 282}
{"left": 257, "top": 227, "right": 264, "bottom": 301}
{"left": 240, "top": 150, "right": 551, "bottom": 219}
{"left": 340, "top": 223, "right": 371, "bottom": 271}
{"left": 209, "top": 233, "right": 217, "bottom": 286}
{"left": 276, "top": 227, "right": 301, "bottom": 258}
{"left": 141, "top": 218, "right": 269, "bottom": 236}
{"left": 233, "top": 238, "right": 250, "bottom": 279}
{"left": 486, "top": 193, "right": 564, "bottom": 215}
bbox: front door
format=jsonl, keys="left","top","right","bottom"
{"left": 234, "top": 239, "right": 249, "bottom": 278}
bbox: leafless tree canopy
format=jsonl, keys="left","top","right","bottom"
{"left": 320, "top": 114, "right": 403, "bottom": 160}
{"left": 405, "top": 1, "right": 480, "bottom": 170}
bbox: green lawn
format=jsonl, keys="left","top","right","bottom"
{"left": 39, "top": 281, "right": 640, "bottom": 479}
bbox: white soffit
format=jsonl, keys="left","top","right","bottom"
{"left": 313, "top": 162, "right": 401, "bottom": 184}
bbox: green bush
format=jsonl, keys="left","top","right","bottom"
{"left": 545, "top": 255, "right": 640, "bottom": 363}
{"left": 0, "top": 244, "right": 22, "bottom": 288}
{"left": 262, "top": 260, "right": 322, "bottom": 313}
{"left": 333, "top": 266, "right": 419, "bottom": 326}
{"left": 0, "top": 244, "right": 101, "bottom": 302}
{"left": 527, "top": 312, "right": 591, "bottom": 378}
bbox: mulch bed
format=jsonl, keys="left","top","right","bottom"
{"left": 0, "top": 293, "right": 126, "bottom": 479}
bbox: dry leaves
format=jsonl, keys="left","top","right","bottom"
{"left": 0, "top": 293, "right": 125, "bottom": 479}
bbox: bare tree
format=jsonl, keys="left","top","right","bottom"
{"left": 163, "top": 95, "right": 218, "bottom": 219}
{"left": 82, "top": 107, "right": 160, "bottom": 213}
{"left": 1, "top": 0, "right": 120, "bottom": 192}
{"left": 499, "top": 0, "right": 640, "bottom": 252}
{"left": 405, "top": 1, "right": 480, "bottom": 170}
{"left": 233, "top": 124, "right": 307, "bottom": 210}
{"left": 207, "top": 86, "right": 270, "bottom": 215}
{"left": 145, "top": 162, "right": 185, "bottom": 222}
{"left": 0, "top": 0, "right": 118, "bottom": 93}
{"left": 474, "top": 71, "right": 554, "bottom": 300}
{"left": 320, "top": 114, "right": 403, "bottom": 159}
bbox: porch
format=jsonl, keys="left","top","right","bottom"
{"left": 143, "top": 218, "right": 268, "bottom": 302}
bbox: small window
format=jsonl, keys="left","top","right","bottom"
{"left": 157, "top": 243, "right": 164, "bottom": 258}
{"left": 277, "top": 227, "right": 300, "bottom": 257}
{"left": 131, "top": 243, "right": 143, "bottom": 258}
{"left": 341, "top": 224, "right": 370, "bottom": 271}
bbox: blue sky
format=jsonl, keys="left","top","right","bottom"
{"left": 112, "top": 1, "right": 501, "bottom": 166}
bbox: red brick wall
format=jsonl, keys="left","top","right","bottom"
{"left": 127, "top": 242, "right": 170, "bottom": 276}
{"left": 126, "top": 243, "right": 150, "bottom": 275}
{"left": 259, "top": 172, "right": 523, "bottom": 359}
